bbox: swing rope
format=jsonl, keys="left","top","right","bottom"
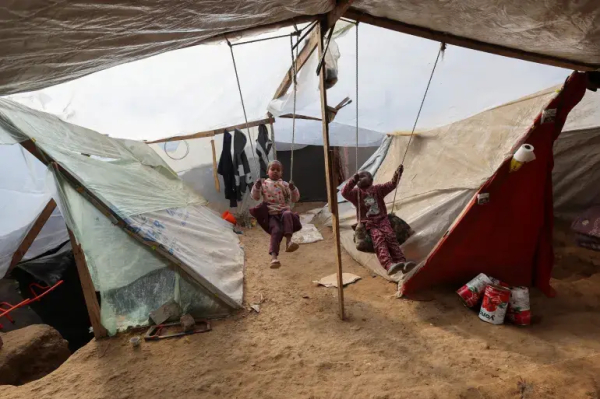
{"left": 391, "top": 42, "right": 445, "bottom": 213}
{"left": 289, "top": 34, "right": 299, "bottom": 183}
{"left": 227, "top": 40, "right": 260, "bottom": 174}
{"left": 354, "top": 23, "right": 361, "bottom": 221}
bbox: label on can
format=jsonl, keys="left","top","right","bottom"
{"left": 479, "top": 284, "right": 511, "bottom": 325}
{"left": 507, "top": 286, "right": 531, "bottom": 326}
{"left": 457, "top": 273, "right": 492, "bottom": 308}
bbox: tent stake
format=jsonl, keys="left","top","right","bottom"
{"left": 67, "top": 228, "right": 109, "bottom": 339}
{"left": 317, "top": 20, "right": 345, "bottom": 321}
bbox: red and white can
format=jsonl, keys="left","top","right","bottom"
{"left": 506, "top": 286, "right": 531, "bottom": 326}
{"left": 479, "top": 284, "right": 511, "bottom": 325}
{"left": 457, "top": 273, "right": 493, "bottom": 308}
{"left": 489, "top": 276, "right": 510, "bottom": 288}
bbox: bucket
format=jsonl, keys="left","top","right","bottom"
{"left": 457, "top": 273, "right": 493, "bottom": 308}
{"left": 479, "top": 284, "right": 511, "bottom": 325}
{"left": 221, "top": 211, "right": 237, "bottom": 225}
{"left": 506, "top": 286, "right": 531, "bottom": 326}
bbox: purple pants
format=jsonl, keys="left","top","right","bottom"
{"left": 269, "top": 211, "right": 296, "bottom": 255}
{"left": 369, "top": 219, "right": 406, "bottom": 270}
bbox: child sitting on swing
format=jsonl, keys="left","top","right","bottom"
{"left": 251, "top": 160, "right": 301, "bottom": 268}
{"left": 341, "top": 165, "right": 415, "bottom": 275}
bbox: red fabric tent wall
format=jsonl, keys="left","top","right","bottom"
{"left": 402, "top": 72, "right": 588, "bottom": 298}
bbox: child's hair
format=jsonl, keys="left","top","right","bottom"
{"left": 268, "top": 160, "right": 283, "bottom": 170}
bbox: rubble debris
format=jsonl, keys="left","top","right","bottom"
{"left": 149, "top": 299, "right": 182, "bottom": 325}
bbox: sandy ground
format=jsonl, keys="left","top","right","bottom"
{"left": 4, "top": 210, "right": 600, "bottom": 399}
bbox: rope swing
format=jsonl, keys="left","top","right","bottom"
{"left": 289, "top": 33, "right": 299, "bottom": 183}
{"left": 390, "top": 42, "right": 446, "bottom": 214}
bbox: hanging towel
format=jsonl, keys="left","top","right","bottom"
{"left": 233, "top": 129, "right": 253, "bottom": 201}
{"left": 217, "top": 130, "right": 238, "bottom": 207}
{"left": 256, "top": 124, "right": 272, "bottom": 179}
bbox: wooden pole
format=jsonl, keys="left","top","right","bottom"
{"left": 67, "top": 228, "right": 108, "bottom": 339}
{"left": 7, "top": 199, "right": 57, "bottom": 274}
{"left": 210, "top": 139, "right": 221, "bottom": 192}
{"left": 269, "top": 120, "right": 278, "bottom": 161}
{"left": 317, "top": 20, "right": 345, "bottom": 320}
{"left": 146, "top": 117, "right": 274, "bottom": 144}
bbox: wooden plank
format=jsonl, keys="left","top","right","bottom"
{"left": 273, "top": 1, "right": 355, "bottom": 100}
{"left": 269, "top": 121, "right": 278, "bottom": 161}
{"left": 146, "top": 117, "right": 275, "bottom": 144}
{"left": 210, "top": 139, "right": 221, "bottom": 192}
{"left": 7, "top": 199, "right": 57, "bottom": 274}
{"left": 344, "top": 8, "right": 597, "bottom": 72}
{"left": 317, "top": 20, "right": 346, "bottom": 321}
{"left": 273, "top": 33, "right": 319, "bottom": 99}
{"left": 67, "top": 228, "right": 108, "bottom": 339}
{"left": 18, "top": 140, "right": 241, "bottom": 311}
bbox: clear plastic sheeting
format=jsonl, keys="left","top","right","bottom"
{"left": 0, "top": 145, "right": 67, "bottom": 278}
{"left": 321, "top": 87, "right": 558, "bottom": 283}
{"left": 0, "top": 0, "right": 333, "bottom": 95}
{"left": 126, "top": 206, "right": 245, "bottom": 305}
{"left": 0, "top": 98, "right": 245, "bottom": 334}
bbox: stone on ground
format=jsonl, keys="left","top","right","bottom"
{"left": 0, "top": 324, "right": 70, "bottom": 386}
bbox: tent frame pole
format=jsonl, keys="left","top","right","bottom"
{"left": 317, "top": 19, "right": 346, "bottom": 321}
{"left": 7, "top": 199, "right": 57, "bottom": 275}
{"left": 67, "top": 228, "right": 109, "bottom": 339}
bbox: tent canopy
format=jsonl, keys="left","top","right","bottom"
{"left": 0, "top": 98, "right": 245, "bottom": 334}
{"left": 320, "top": 73, "right": 592, "bottom": 295}
{"left": 1, "top": 1, "right": 599, "bottom": 95}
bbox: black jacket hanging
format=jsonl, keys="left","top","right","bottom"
{"left": 217, "top": 130, "right": 238, "bottom": 208}
{"left": 255, "top": 124, "right": 272, "bottom": 179}
{"left": 233, "top": 129, "right": 253, "bottom": 200}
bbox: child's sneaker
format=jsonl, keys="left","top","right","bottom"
{"left": 387, "top": 263, "right": 403, "bottom": 275}
{"left": 270, "top": 259, "right": 281, "bottom": 269}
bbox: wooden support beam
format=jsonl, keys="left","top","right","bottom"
{"left": 8, "top": 199, "right": 57, "bottom": 274}
{"left": 147, "top": 117, "right": 275, "bottom": 144}
{"left": 273, "top": 33, "right": 319, "bottom": 99}
{"left": 210, "top": 139, "right": 220, "bottom": 192}
{"left": 317, "top": 20, "right": 345, "bottom": 321}
{"left": 67, "top": 228, "right": 108, "bottom": 339}
{"left": 18, "top": 139, "right": 241, "bottom": 312}
{"left": 272, "top": 1, "right": 356, "bottom": 100}
{"left": 344, "top": 8, "right": 597, "bottom": 72}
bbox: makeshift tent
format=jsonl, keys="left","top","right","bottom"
{"left": 320, "top": 72, "right": 590, "bottom": 297}
{"left": 0, "top": 98, "right": 244, "bottom": 336}
{"left": 1, "top": 1, "right": 599, "bottom": 96}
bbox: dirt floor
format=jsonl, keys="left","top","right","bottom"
{"left": 4, "top": 209, "right": 600, "bottom": 398}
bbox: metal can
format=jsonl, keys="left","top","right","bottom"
{"left": 479, "top": 284, "right": 511, "bottom": 325}
{"left": 457, "top": 273, "right": 493, "bottom": 308}
{"left": 506, "top": 286, "right": 531, "bottom": 326}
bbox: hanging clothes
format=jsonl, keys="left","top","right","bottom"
{"left": 217, "top": 130, "right": 238, "bottom": 207}
{"left": 233, "top": 129, "right": 253, "bottom": 201}
{"left": 255, "top": 124, "right": 272, "bottom": 179}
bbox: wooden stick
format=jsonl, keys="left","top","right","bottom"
{"left": 317, "top": 20, "right": 346, "bottom": 321}
{"left": 8, "top": 199, "right": 57, "bottom": 274}
{"left": 146, "top": 117, "right": 275, "bottom": 144}
{"left": 273, "top": 33, "right": 320, "bottom": 99}
{"left": 19, "top": 139, "right": 241, "bottom": 311}
{"left": 210, "top": 139, "right": 220, "bottom": 192}
{"left": 67, "top": 228, "right": 109, "bottom": 339}
{"left": 269, "top": 120, "right": 278, "bottom": 161}
{"left": 344, "top": 8, "right": 597, "bottom": 72}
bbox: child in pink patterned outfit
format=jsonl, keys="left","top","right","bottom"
{"left": 251, "top": 160, "right": 301, "bottom": 268}
{"left": 341, "top": 165, "right": 416, "bottom": 275}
